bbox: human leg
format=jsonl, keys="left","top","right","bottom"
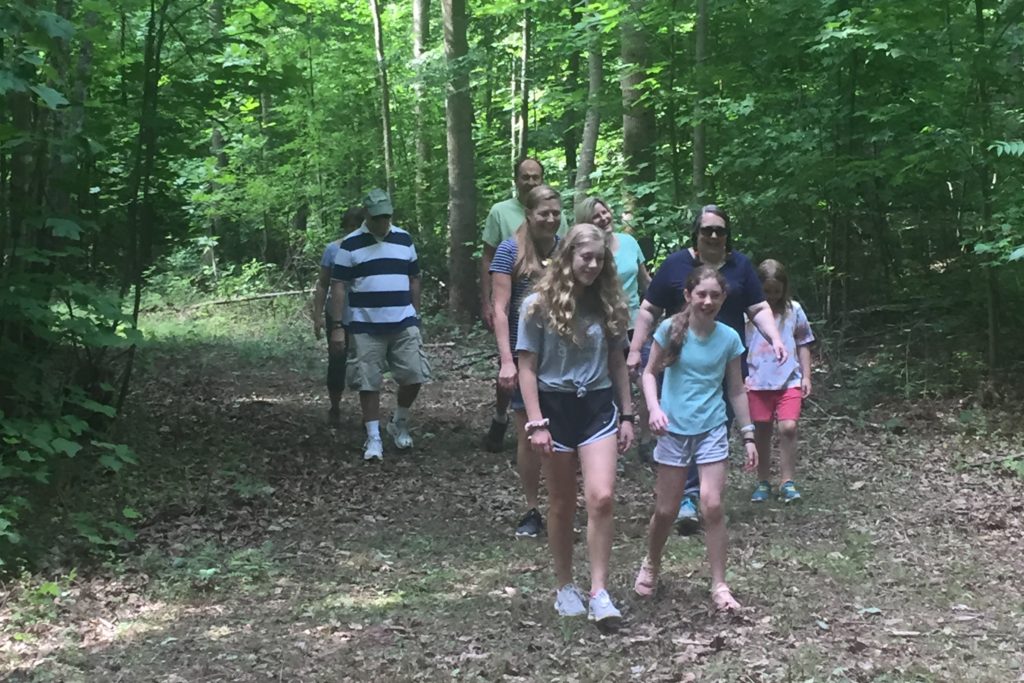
{"left": 636, "top": 464, "right": 688, "bottom": 596}
{"left": 777, "top": 419, "right": 798, "bottom": 483}
{"left": 698, "top": 459, "right": 738, "bottom": 610}
{"left": 514, "top": 410, "right": 543, "bottom": 536}
{"left": 542, "top": 450, "right": 578, "bottom": 589}
{"left": 750, "top": 421, "right": 774, "bottom": 502}
{"left": 577, "top": 434, "right": 618, "bottom": 595}
{"left": 325, "top": 317, "right": 346, "bottom": 419}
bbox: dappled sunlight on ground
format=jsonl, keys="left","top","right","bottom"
{"left": 2, "top": 318, "right": 1023, "bottom": 681}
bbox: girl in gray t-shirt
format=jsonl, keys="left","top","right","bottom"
{"left": 515, "top": 224, "right": 635, "bottom": 632}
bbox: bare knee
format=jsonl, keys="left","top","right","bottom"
{"left": 548, "top": 494, "right": 576, "bottom": 520}
{"left": 777, "top": 420, "right": 798, "bottom": 441}
{"left": 700, "top": 494, "right": 724, "bottom": 524}
{"left": 653, "top": 499, "right": 678, "bottom": 526}
{"left": 586, "top": 488, "right": 614, "bottom": 518}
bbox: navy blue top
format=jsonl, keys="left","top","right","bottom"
{"left": 644, "top": 249, "right": 765, "bottom": 346}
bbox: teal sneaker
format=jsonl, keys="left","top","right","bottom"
{"left": 750, "top": 481, "right": 772, "bottom": 503}
{"left": 675, "top": 493, "right": 701, "bottom": 535}
{"left": 779, "top": 480, "right": 802, "bottom": 504}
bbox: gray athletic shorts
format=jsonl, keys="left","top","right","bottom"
{"left": 652, "top": 424, "right": 729, "bottom": 468}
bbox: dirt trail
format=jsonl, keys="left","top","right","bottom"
{"left": 2, "top": 336, "right": 1023, "bottom": 682}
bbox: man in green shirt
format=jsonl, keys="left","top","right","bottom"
{"left": 479, "top": 157, "right": 568, "bottom": 452}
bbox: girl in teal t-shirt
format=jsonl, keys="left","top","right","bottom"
{"left": 634, "top": 265, "right": 759, "bottom": 612}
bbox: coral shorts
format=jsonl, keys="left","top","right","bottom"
{"left": 748, "top": 387, "right": 803, "bottom": 423}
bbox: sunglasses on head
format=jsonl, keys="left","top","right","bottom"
{"left": 698, "top": 225, "right": 729, "bottom": 237}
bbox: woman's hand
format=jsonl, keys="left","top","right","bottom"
{"left": 529, "top": 427, "right": 553, "bottom": 455}
{"left": 313, "top": 316, "right": 325, "bottom": 340}
{"left": 743, "top": 441, "right": 758, "bottom": 472}
{"left": 617, "top": 421, "right": 635, "bottom": 454}
{"left": 801, "top": 376, "right": 812, "bottom": 398}
{"left": 772, "top": 338, "right": 789, "bottom": 363}
{"left": 498, "top": 361, "right": 518, "bottom": 393}
{"left": 648, "top": 407, "right": 669, "bottom": 436}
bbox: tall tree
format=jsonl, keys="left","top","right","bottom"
{"left": 574, "top": 18, "right": 602, "bottom": 201}
{"left": 412, "top": 0, "right": 430, "bottom": 230}
{"left": 691, "top": 0, "right": 708, "bottom": 202}
{"left": 620, "top": 0, "right": 657, "bottom": 218}
{"left": 441, "top": 0, "right": 477, "bottom": 319}
{"left": 369, "top": 0, "right": 396, "bottom": 200}
{"left": 517, "top": 5, "right": 531, "bottom": 159}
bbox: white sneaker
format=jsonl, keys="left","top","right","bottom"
{"left": 588, "top": 589, "right": 622, "bottom": 631}
{"left": 363, "top": 436, "right": 384, "bottom": 461}
{"left": 554, "top": 584, "right": 586, "bottom": 617}
{"left": 387, "top": 419, "right": 413, "bottom": 450}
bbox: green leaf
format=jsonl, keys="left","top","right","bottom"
{"left": 122, "top": 506, "right": 142, "bottom": 519}
{"left": 98, "top": 453, "right": 123, "bottom": 471}
{"left": 51, "top": 437, "right": 82, "bottom": 458}
{"left": 72, "top": 397, "right": 116, "bottom": 417}
{"left": 1008, "top": 246, "right": 1024, "bottom": 262}
{"left": 0, "top": 70, "right": 29, "bottom": 95}
{"left": 36, "top": 11, "right": 75, "bottom": 40}
{"left": 30, "top": 85, "right": 69, "bottom": 110}
{"left": 47, "top": 218, "right": 82, "bottom": 240}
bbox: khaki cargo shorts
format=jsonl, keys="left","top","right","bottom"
{"left": 346, "top": 326, "right": 432, "bottom": 391}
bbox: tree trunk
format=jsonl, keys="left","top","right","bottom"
{"left": 517, "top": 6, "right": 531, "bottom": 159}
{"left": 412, "top": 0, "right": 430, "bottom": 231}
{"left": 369, "top": 0, "right": 396, "bottom": 200}
{"left": 974, "top": 0, "right": 997, "bottom": 373}
{"left": 561, "top": 2, "right": 583, "bottom": 187}
{"left": 665, "top": 0, "right": 683, "bottom": 204}
{"left": 574, "top": 22, "right": 602, "bottom": 201}
{"left": 692, "top": 0, "right": 708, "bottom": 203}
{"left": 206, "top": 0, "right": 226, "bottom": 278}
{"left": 117, "top": 0, "right": 174, "bottom": 413}
{"left": 441, "top": 0, "right": 477, "bottom": 321}
{"left": 620, "top": 0, "right": 657, "bottom": 220}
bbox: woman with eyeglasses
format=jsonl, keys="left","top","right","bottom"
{"left": 625, "top": 204, "right": 787, "bottom": 536}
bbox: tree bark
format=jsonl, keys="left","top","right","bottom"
{"left": 412, "top": 0, "right": 430, "bottom": 231}
{"left": 692, "top": 0, "right": 708, "bottom": 203}
{"left": 206, "top": 0, "right": 226, "bottom": 278}
{"left": 117, "top": 0, "right": 174, "bottom": 413}
{"left": 517, "top": 6, "right": 531, "bottom": 159}
{"left": 620, "top": 0, "right": 657, "bottom": 219}
{"left": 441, "top": 0, "right": 477, "bottom": 321}
{"left": 574, "top": 21, "right": 602, "bottom": 201}
{"left": 561, "top": 2, "right": 583, "bottom": 187}
{"left": 369, "top": 0, "right": 396, "bottom": 200}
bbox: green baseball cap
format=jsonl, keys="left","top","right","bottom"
{"left": 363, "top": 188, "right": 394, "bottom": 217}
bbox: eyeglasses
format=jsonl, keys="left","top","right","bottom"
{"left": 698, "top": 225, "right": 729, "bottom": 237}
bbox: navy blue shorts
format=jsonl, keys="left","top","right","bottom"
{"left": 539, "top": 388, "right": 618, "bottom": 453}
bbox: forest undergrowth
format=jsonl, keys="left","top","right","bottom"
{"left": 1, "top": 300, "right": 1022, "bottom": 682}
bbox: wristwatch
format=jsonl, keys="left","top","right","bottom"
{"left": 619, "top": 414, "right": 636, "bottom": 424}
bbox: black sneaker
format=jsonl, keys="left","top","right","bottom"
{"left": 515, "top": 508, "right": 544, "bottom": 538}
{"left": 327, "top": 406, "right": 341, "bottom": 427}
{"left": 482, "top": 418, "right": 509, "bottom": 452}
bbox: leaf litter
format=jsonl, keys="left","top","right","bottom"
{"left": 1, "top": 326, "right": 1023, "bottom": 681}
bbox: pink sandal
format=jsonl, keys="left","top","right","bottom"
{"left": 634, "top": 557, "right": 659, "bottom": 597}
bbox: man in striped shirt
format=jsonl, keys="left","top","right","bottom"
{"left": 328, "top": 189, "right": 431, "bottom": 461}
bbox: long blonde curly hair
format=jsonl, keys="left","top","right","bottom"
{"left": 527, "top": 224, "right": 629, "bottom": 344}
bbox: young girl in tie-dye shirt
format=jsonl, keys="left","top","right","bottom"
{"left": 745, "top": 259, "right": 815, "bottom": 504}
